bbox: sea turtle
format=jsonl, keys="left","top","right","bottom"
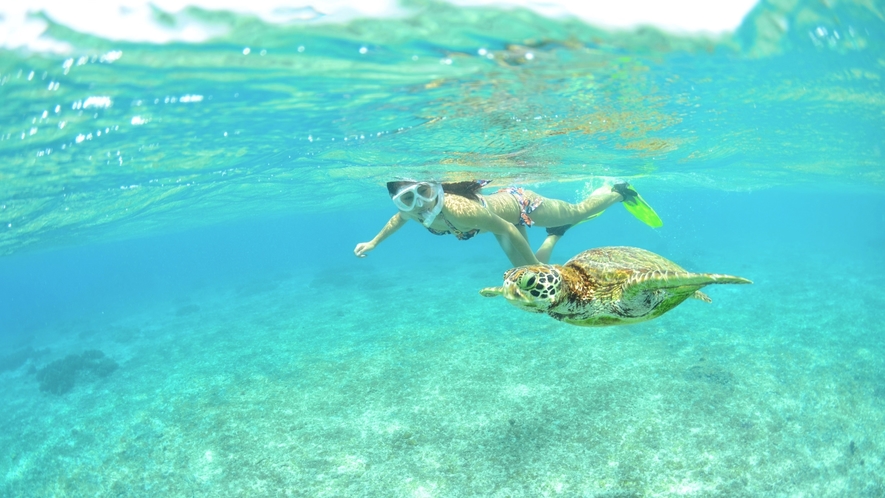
{"left": 479, "top": 246, "right": 751, "bottom": 326}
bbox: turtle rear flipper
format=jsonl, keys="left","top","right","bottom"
{"left": 692, "top": 290, "right": 712, "bottom": 303}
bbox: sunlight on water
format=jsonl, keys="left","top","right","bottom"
{"left": 0, "top": 0, "right": 882, "bottom": 255}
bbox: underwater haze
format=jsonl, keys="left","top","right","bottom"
{"left": 1, "top": 0, "right": 885, "bottom": 496}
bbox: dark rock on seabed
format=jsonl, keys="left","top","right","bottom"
{"left": 35, "top": 349, "right": 119, "bottom": 395}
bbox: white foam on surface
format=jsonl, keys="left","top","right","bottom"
{"left": 445, "top": 0, "right": 757, "bottom": 34}
{"left": 1, "top": 0, "right": 757, "bottom": 53}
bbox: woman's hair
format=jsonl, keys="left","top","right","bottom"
{"left": 386, "top": 180, "right": 486, "bottom": 201}
{"left": 386, "top": 181, "right": 414, "bottom": 197}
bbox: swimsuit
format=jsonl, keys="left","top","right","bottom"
{"left": 496, "top": 186, "right": 542, "bottom": 226}
{"left": 424, "top": 181, "right": 543, "bottom": 240}
{"left": 425, "top": 194, "right": 487, "bottom": 240}
{"left": 427, "top": 219, "right": 482, "bottom": 240}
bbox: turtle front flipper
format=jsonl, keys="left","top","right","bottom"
{"left": 618, "top": 271, "right": 752, "bottom": 320}
{"left": 480, "top": 287, "right": 504, "bottom": 297}
{"left": 625, "top": 271, "right": 752, "bottom": 294}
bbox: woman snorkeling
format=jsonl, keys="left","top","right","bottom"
{"left": 353, "top": 180, "right": 662, "bottom": 266}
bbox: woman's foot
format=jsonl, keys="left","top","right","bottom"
{"left": 611, "top": 182, "right": 639, "bottom": 202}
{"left": 546, "top": 224, "right": 572, "bottom": 237}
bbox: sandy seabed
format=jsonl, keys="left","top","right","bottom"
{"left": 1, "top": 249, "right": 883, "bottom": 497}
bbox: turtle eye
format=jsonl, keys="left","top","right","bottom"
{"left": 518, "top": 273, "right": 537, "bottom": 290}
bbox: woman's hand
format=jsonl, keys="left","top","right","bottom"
{"left": 354, "top": 213, "right": 406, "bottom": 258}
{"left": 354, "top": 241, "right": 376, "bottom": 258}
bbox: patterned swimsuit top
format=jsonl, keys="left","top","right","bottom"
{"left": 424, "top": 181, "right": 542, "bottom": 241}
{"left": 426, "top": 215, "right": 484, "bottom": 240}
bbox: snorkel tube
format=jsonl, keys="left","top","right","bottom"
{"left": 418, "top": 183, "right": 444, "bottom": 227}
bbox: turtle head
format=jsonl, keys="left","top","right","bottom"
{"left": 482, "top": 264, "right": 563, "bottom": 314}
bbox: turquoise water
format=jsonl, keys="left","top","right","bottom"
{"left": 1, "top": 1, "right": 885, "bottom": 496}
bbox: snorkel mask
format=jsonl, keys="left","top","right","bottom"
{"left": 391, "top": 182, "right": 444, "bottom": 227}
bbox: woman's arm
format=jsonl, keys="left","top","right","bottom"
{"left": 354, "top": 212, "right": 408, "bottom": 258}
{"left": 492, "top": 226, "right": 539, "bottom": 266}
{"left": 457, "top": 205, "right": 539, "bottom": 266}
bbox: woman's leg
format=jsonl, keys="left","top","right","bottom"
{"left": 535, "top": 233, "right": 561, "bottom": 264}
{"left": 535, "top": 224, "right": 572, "bottom": 263}
{"left": 524, "top": 187, "right": 622, "bottom": 227}
{"left": 517, "top": 224, "right": 530, "bottom": 243}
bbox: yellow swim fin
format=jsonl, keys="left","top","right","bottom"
{"left": 613, "top": 183, "right": 663, "bottom": 228}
